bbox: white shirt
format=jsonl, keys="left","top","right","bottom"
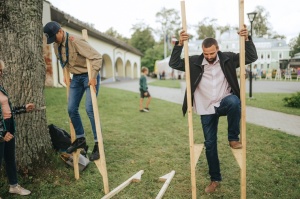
{"left": 193, "top": 55, "right": 232, "bottom": 115}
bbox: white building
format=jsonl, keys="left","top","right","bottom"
{"left": 43, "top": 1, "right": 143, "bottom": 87}
{"left": 187, "top": 29, "right": 291, "bottom": 73}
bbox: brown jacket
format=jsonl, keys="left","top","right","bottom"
{"left": 54, "top": 32, "right": 102, "bottom": 78}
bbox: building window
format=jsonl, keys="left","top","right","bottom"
{"left": 261, "top": 54, "right": 264, "bottom": 59}
{"left": 267, "top": 64, "right": 270, "bottom": 68}
{"left": 279, "top": 53, "right": 282, "bottom": 59}
{"left": 267, "top": 54, "right": 270, "bottom": 59}
{"left": 261, "top": 64, "right": 264, "bottom": 69}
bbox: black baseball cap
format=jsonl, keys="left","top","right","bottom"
{"left": 43, "top": 21, "right": 61, "bottom": 44}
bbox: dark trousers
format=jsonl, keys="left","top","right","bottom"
{"left": 0, "top": 117, "right": 18, "bottom": 185}
{"left": 200, "top": 95, "right": 241, "bottom": 181}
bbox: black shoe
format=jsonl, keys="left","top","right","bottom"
{"left": 66, "top": 137, "right": 86, "bottom": 154}
{"left": 89, "top": 143, "right": 100, "bottom": 161}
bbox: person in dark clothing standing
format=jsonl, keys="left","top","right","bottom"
{"left": 139, "top": 67, "right": 151, "bottom": 112}
{"left": 169, "top": 25, "right": 258, "bottom": 193}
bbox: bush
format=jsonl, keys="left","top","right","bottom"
{"left": 283, "top": 92, "right": 300, "bottom": 108}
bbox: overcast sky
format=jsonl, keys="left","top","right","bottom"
{"left": 47, "top": 0, "right": 299, "bottom": 43}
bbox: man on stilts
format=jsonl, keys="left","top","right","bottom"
{"left": 169, "top": 25, "right": 258, "bottom": 193}
{"left": 43, "top": 21, "right": 102, "bottom": 161}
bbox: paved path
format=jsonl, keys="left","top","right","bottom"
{"left": 102, "top": 79, "right": 300, "bottom": 137}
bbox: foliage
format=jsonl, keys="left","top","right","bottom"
{"left": 129, "top": 25, "right": 155, "bottom": 55}
{"left": 283, "top": 92, "right": 300, "bottom": 108}
{"left": 155, "top": 7, "right": 181, "bottom": 41}
{"left": 252, "top": 6, "right": 271, "bottom": 37}
{"left": 217, "top": 25, "right": 233, "bottom": 35}
{"left": 271, "top": 33, "right": 286, "bottom": 40}
{"left": 141, "top": 43, "right": 164, "bottom": 72}
{"left": 104, "top": 27, "right": 129, "bottom": 43}
{"left": 289, "top": 33, "right": 300, "bottom": 57}
{"left": 0, "top": 87, "right": 299, "bottom": 198}
{"left": 196, "top": 17, "right": 217, "bottom": 39}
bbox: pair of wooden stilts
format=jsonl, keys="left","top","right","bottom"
{"left": 63, "top": 29, "right": 109, "bottom": 194}
{"left": 181, "top": 0, "right": 247, "bottom": 198}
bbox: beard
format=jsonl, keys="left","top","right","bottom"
{"left": 206, "top": 57, "right": 217, "bottom": 64}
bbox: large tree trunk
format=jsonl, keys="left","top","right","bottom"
{"left": 0, "top": 0, "right": 51, "bottom": 170}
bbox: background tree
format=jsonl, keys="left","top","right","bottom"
{"left": 155, "top": 7, "right": 181, "bottom": 58}
{"left": 129, "top": 23, "right": 155, "bottom": 55}
{"left": 196, "top": 18, "right": 217, "bottom": 39}
{"left": 289, "top": 33, "right": 300, "bottom": 57}
{"left": 155, "top": 7, "right": 181, "bottom": 40}
{"left": 104, "top": 27, "right": 129, "bottom": 43}
{"left": 0, "top": 0, "right": 51, "bottom": 170}
{"left": 271, "top": 32, "right": 286, "bottom": 40}
{"left": 253, "top": 6, "right": 271, "bottom": 37}
{"left": 142, "top": 43, "right": 164, "bottom": 72}
{"left": 217, "top": 25, "right": 232, "bottom": 35}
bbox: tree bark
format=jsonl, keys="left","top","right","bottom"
{"left": 0, "top": 0, "right": 51, "bottom": 170}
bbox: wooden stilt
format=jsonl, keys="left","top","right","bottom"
{"left": 63, "top": 68, "right": 80, "bottom": 180}
{"left": 180, "top": 1, "right": 200, "bottom": 198}
{"left": 82, "top": 29, "right": 109, "bottom": 194}
{"left": 101, "top": 170, "right": 144, "bottom": 199}
{"left": 156, "top": 170, "right": 176, "bottom": 199}
{"left": 238, "top": 0, "right": 247, "bottom": 198}
{"left": 193, "top": 144, "right": 204, "bottom": 168}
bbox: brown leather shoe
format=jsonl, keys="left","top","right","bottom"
{"left": 229, "top": 141, "right": 242, "bottom": 149}
{"left": 205, "top": 181, "right": 220, "bottom": 193}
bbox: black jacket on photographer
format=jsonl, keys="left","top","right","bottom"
{"left": 169, "top": 36, "right": 258, "bottom": 116}
{"left": 0, "top": 86, "right": 27, "bottom": 140}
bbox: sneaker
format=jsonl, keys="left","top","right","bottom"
{"left": 89, "top": 143, "right": 100, "bottom": 161}
{"left": 205, "top": 181, "right": 220, "bottom": 193}
{"left": 140, "top": 109, "right": 147, "bottom": 112}
{"left": 9, "top": 184, "right": 31, "bottom": 195}
{"left": 66, "top": 137, "right": 86, "bottom": 154}
{"left": 143, "top": 108, "right": 149, "bottom": 112}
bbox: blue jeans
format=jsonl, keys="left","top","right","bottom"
{"left": 68, "top": 73, "right": 100, "bottom": 141}
{"left": 200, "top": 95, "right": 241, "bottom": 181}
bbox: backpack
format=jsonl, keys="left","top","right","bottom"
{"left": 48, "top": 124, "right": 71, "bottom": 152}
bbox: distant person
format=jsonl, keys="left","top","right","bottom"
{"left": 0, "top": 60, "right": 35, "bottom": 196}
{"left": 253, "top": 65, "right": 257, "bottom": 80}
{"left": 169, "top": 25, "right": 258, "bottom": 193}
{"left": 43, "top": 21, "right": 102, "bottom": 161}
{"left": 162, "top": 70, "right": 165, "bottom": 80}
{"left": 139, "top": 67, "right": 152, "bottom": 112}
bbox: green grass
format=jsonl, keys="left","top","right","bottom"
{"left": 0, "top": 87, "right": 299, "bottom": 198}
{"left": 246, "top": 93, "right": 300, "bottom": 116}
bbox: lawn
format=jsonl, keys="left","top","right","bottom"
{"left": 0, "top": 87, "right": 299, "bottom": 199}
